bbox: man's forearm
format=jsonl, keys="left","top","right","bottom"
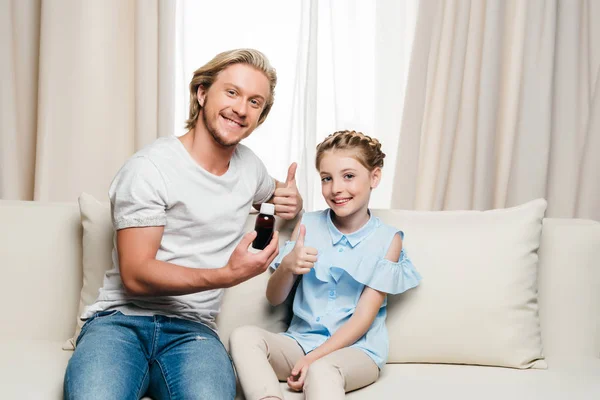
{"left": 121, "top": 258, "right": 232, "bottom": 296}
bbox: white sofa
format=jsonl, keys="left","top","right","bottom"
{"left": 1, "top": 199, "right": 599, "bottom": 399}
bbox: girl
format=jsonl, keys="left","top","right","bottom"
{"left": 230, "top": 130, "right": 422, "bottom": 399}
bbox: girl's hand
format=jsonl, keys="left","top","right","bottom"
{"left": 287, "top": 355, "right": 312, "bottom": 391}
{"left": 281, "top": 225, "right": 317, "bottom": 275}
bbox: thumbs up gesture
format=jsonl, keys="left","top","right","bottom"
{"left": 281, "top": 224, "right": 318, "bottom": 275}
{"left": 273, "top": 162, "right": 303, "bottom": 220}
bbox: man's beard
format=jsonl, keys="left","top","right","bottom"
{"left": 201, "top": 100, "right": 244, "bottom": 148}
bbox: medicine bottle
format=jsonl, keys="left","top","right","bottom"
{"left": 252, "top": 203, "right": 275, "bottom": 250}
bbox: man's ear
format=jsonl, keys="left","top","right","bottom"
{"left": 197, "top": 85, "right": 206, "bottom": 107}
{"left": 370, "top": 167, "right": 382, "bottom": 189}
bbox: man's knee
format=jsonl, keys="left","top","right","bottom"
{"left": 159, "top": 358, "right": 236, "bottom": 400}
{"left": 63, "top": 316, "right": 149, "bottom": 400}
{"left": 154, "top": 333, "right": 236, "bottom": 399}
{"left": 180, "top": 379, "right": 236, "bottom": 400}
{"left": 64, "top": 354, "right": 146, "bottom": 400}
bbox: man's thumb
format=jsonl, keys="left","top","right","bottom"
{"left": 295, "top": 224, "right": 306, "bottom": 247}
{"left": 285, "top": 162, "right": 298, "bottom": 187}
{"left": 240, "top": 230, "right": 258, "bottom": 249}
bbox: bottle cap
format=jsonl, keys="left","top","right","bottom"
{"left": 260, "top": 203, "right": 275, "bottom": 215}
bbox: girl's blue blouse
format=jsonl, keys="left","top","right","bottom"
{"left": 271, "top": 209, "right": 422, "bottom": 369}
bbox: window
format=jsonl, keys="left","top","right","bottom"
{"left": 175, "top": 0, "right": 417, "bottom": 210}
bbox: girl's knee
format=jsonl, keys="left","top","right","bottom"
{"left": 229, "top": 325, "right": 267, "bottom": 351}
{"left": 306, "top": 358, "right": 342, "bottom": 382}
{"left": 304, "top": 359, "right": 345, "bottom": 397}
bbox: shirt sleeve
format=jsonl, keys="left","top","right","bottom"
{"left": 360, "top": 230, "right": 422, "bottom": 294}
{"left": 108, "top": 156, "right": 168, "bottom": 230}
{"left": 364, "top": 249, "right": 422, "bottom": 294}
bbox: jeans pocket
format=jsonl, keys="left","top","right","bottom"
{"left": 79, "top": 310, "right": 121, "bottom": 339}
{"left": 75, "top": 310, "right": 123, "bottom": 348}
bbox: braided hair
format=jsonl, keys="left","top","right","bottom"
{"left": 315, "top": 130, "right": 386, "bottom": 171}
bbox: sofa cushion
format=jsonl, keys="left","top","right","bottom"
{"left": 339, "top": 360, "right": 599, "bottom": 400}
{"left": 373, "top": 199, "right": 547, "bottom": 369}
{"left": 273, "top": 360, "right": 600, "bottom": 399}
{"left": 349, "top": 360, "right": 600, "bottom": 400}
{"left": 261, "top": 360, "right": 600, "bottom": 399}
{"left": 1, "top": 340, "right": 72, "bottom": 399}
{"left": 4, "top": 342, "right": 596, "bottom": 400}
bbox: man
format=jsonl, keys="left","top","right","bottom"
{"left": 64, "top": 49, "right": 303, "bottom": 399}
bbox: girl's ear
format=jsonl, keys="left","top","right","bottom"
{"left": 370, "top": 167, "right": 382, "bottom": 189}
{"left": 197, "top": 85, "right": 206, "bottom": 107}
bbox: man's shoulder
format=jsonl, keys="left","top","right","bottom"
{"left": 233, "top": 144, "right": 268, "bottom": 179}
{"left": 234, "top": 143, "right": 260, "bottom": 161}
{"left": 134, "top": 136, "right": 178, "bottom": 159}
{"left": 114, "top": 137, "right": 179, "bottom": 180}
{"left": 121, "top": 136, "right": 180, "bottom": 172}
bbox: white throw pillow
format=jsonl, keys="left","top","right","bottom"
{"left": 375, "top": 199, "right": 548, "bottom": 369}
{"left": 63, "top": 193, "right": 113, "bottom": 350}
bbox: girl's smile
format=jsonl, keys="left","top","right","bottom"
{"left": 319, "top": 150, "right": 381, "bottom": 233}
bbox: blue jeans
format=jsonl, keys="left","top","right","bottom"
{"left": 63, "top": 311, "right": 236, "bottom": 400}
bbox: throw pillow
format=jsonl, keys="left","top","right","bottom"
{"left": 376, "top": 198, "right": 548, "bottom": 369}
{"left": 63, "top": 193, "right": 113, "bottom": 350}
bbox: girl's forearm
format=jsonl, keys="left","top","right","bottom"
{"left": 305, "top": 314, "right": 371, "bottom": 362}
{"left": 266, "top": 259, "right": 298, "bottom": 306}
{"left": 306, "top": 287, "right": 385, "bottom": 362}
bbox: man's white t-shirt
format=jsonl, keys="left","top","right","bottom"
{"left": 81, "top": 135, "right": 275, "bottom": 333}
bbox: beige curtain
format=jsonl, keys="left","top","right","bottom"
{"left": 0, "top": 0, "right": 175, "bottom": 202}
{"left": 392, "top": 0, "right": 599, "bottom": 220}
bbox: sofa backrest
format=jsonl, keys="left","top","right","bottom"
{"left": 1, "top": 200, "right": 598, "bottom": 365}
{"left": 536, "top": 218, "right": 600, "bottom": 361}
{"left": 220, "top": 209, "right": 600, "bottom": 365}
{"left": 0, "top": 199, "right": 300, "bottom": 345}
{"left": 0, "top": 201, "right": 82, "bottom": 342}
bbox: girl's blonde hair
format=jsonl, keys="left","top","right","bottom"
{"left": 315, "top": 130, "right": 386, "bottom": 171}
{"left": 185, "top": 48, "right": 277, "bottom": 130}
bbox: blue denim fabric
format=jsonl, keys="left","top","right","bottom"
{"left": 63, "top": 311, "right": 235, "bottom": 400}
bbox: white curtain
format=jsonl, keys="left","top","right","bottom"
{"left": 392, "top": 0, "right": 600, "bottom": 220}
{"left": 175, "top": 0, "right": 418, "bottom": 211}
{"left": 0, "top": 0, "right": 175, "bottom": 202}
{"left": 1, "top": 0, "right": 40, "bottom": 200}
{"left": 1, "top": 0, "right": 418, "bottom": 205}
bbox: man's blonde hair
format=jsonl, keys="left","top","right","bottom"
{"left": 185, "top": 48, "right": 277, "bottom": 130}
